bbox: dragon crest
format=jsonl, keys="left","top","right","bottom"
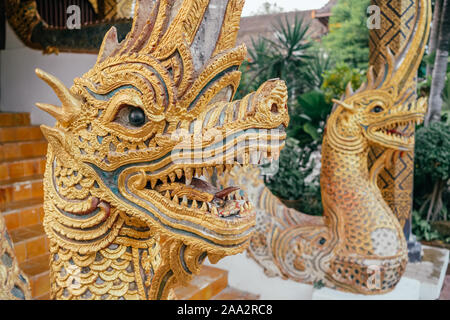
{"left": 35, "top": 0, "right": 289, "bottom": 299}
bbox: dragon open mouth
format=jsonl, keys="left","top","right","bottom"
{"left": 368, "top": 116, "right": 424, "bottom": 151}
{"left": 143, "top": 164, "right": 254, "bottom": 220}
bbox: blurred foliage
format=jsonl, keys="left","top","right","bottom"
{"left": 321, "top": 0, "right": 371, "bottom": 69}
{"left": 413, "top": 122, "right": 450, "bottom": 224}
{"left": 289, "top": 90, "right": 333, "bottom": 146}
{"left": 321, "top": 62, "right": 366, "bottom": 103}
{"left": 415, "top": 122, "right": 450, "bottom": 183}
{"left": 265, "top": 138, "right": 323, "bottom": 216}
{"left": 412, "top": 211, "right": 442, "bottom": 242}
{"left": 236, "top": 15, "right": 313, "bottom": 102}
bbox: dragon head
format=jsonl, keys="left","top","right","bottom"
{"left": 330, "top": 68, "right": 427, "bottom": 153}
{"left": 325, "top": 0, "right": 430, "bottom": 155}
{"left": 35, "top": 0, "right": 289, "bottom": 262}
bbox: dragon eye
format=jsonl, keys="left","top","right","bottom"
{"left": 128, "top": 107, "right": 146, "bottom": 127}
{"left": 371, "top": 106, "right": 384, "bottom": 113}
{"left": 114, "top": 105, "right": 148, "bottom": 128}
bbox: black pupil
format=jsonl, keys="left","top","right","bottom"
{"left": 373, "top": 106, "right": 383, "bottom": 113}
{"left": 128, "top": 107, "right": 146, "bottom": 127}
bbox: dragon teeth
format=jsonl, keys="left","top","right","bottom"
{"left": 192, "top": 200, "right": 198, "bottom": 209}
{"left": 165, "top": 191, "right": 171, "bottom": 199}
{"left": 185, "top": 168, "right": 193, "bottom": 185}
{"left": 200, "top": 202, "right": 208, "bottom": 211}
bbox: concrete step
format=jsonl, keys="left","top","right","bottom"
{"left": 212, "top": 287, "right": 260, "bottom": 300}
{"left": 174, "top": 266, "right": 228, "bottom": 300}
{"left": 0, "top": 175, "right": 44, "bottom": 205}
{"left": 0, "top": 113, "right": 31, "bottom": 127}
{"left": 0, "top": 157, "right": 46, "bottom": 183}
{"left": 0, "top": 140, "right": 47, "bottom": 162}
{"left": 0, "top": 126, "right": 44, "bottom": 143}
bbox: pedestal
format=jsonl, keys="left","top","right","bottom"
{"left": 312, "top": 277, "right": 421, "bottom": 300}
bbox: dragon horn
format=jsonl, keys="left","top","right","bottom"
{"left": 35, "top": 68, "right": 81, "bottom": 126}
{"left": 345, "top": 82, "right": 354, "bottom": 97}
{"left": 332, "top": 99, "right": 356, "bottom": 113}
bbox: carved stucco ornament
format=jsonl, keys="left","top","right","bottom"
{"left": 35, "top": 0, "right": 289, "bottom": 300}
{"left": 0, "top": 214, "right": 32, "bottom": 300}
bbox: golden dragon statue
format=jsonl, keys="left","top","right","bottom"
{"left": 0, "top": 214, "right": 31, "bottom": 300}
{"left": 220, "top": 0, "right": 431, "bottom": 295}
{"left": 34, "top": 0, "right": 289, "bottom": 300}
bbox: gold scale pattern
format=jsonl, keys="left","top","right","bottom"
{"left": 233, "top": 0, "right": 431, "bottom": 294}
{"left": 0, "top": 214, "right": 32, "bottom": 300}
{"left": 35, "top": 0, "right": 289, "bottom": 300}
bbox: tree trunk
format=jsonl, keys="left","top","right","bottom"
{"left": 427, "top": 0, "right": 443, "bottom": 77}
{"left": 426, "top": 0, "right": 450, "bottom": 125}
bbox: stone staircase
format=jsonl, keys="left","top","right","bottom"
{"left": 0, "top": 112, "right": 49, "bottom": 300}
{"left": 0, "top": 112, "right": 257, "bottom": 300}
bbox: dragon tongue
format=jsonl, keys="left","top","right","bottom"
{"left": 188, "top": 177, "right": 240, "bottom": 201}
{"left": 189, "top": 177, "right": 218, "bottom": 195}
{"left": 214, "top": 187, "right": 240, "bottom": 200}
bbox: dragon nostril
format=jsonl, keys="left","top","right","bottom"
{"left": 271, "top": 103, "right": 279, "bottom": 114}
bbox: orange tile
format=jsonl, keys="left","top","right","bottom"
{"left": 8, "top": 161, "right": 25, "bottom": 179}
{"left": 22, "top": 160, "right": 37, "bottom": 177}
{"left": 19, "top": 207, "right": 40, "bottom": 227}
{"left": 39, "top": 159, "right": 46, "bottom": 174}
{"left": 0, "top": 164, "right": 8, "bottom": 181}
{"left": 38, "top": 206, "right": 45, "bottom": 223}
{"left": 26, "top": 237, "right": 47, "bottom": 259}
{"left": 4, "top": 212, "right": 20, "bottom": 230}
{"left": 14, "top": 242, "right": 26, "bottom": 264}
{"left": 36, "top": 292, "right": 51, "bottom": 300}
{"left": 3, "top": 144, "right": 19, "bottom": 160}
{"left": 0, "top": 186, "right": 14, "bottom": 204}
{"left": 12, "top": 183, "right": 32, "bottom": 202}
{"left": 31, "top": 272, "right": 50, "bottom": 298}
{"left": 31, "top": 182, "right": 44, "bottom": 200}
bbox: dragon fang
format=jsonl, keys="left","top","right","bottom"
{"left": 35, "top": 0, "right": 289, "bottom": 300}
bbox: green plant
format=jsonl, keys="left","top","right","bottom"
{"left": 265, "top": 138, "right": 323, "bottom": 216}
{"left": 321, "top": 0, "right": 371, "bottom": 69}
{"left": 412, "top": 210, "right": 442, "bottom": 241}
{"left": 236, "top": 15, "right": 314, "bottom": 100}
{"left": 414, "top": 121, "right": 450, "bottom": 221}
{"left": 321, "top": 62, "right": 366, "bottom": 103}
{"left": 288, "top": 90, "right": 333, "bottom": 146}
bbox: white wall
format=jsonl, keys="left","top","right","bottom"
{"left": 0, "top": 23, "right": 97, "bottom": 126}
